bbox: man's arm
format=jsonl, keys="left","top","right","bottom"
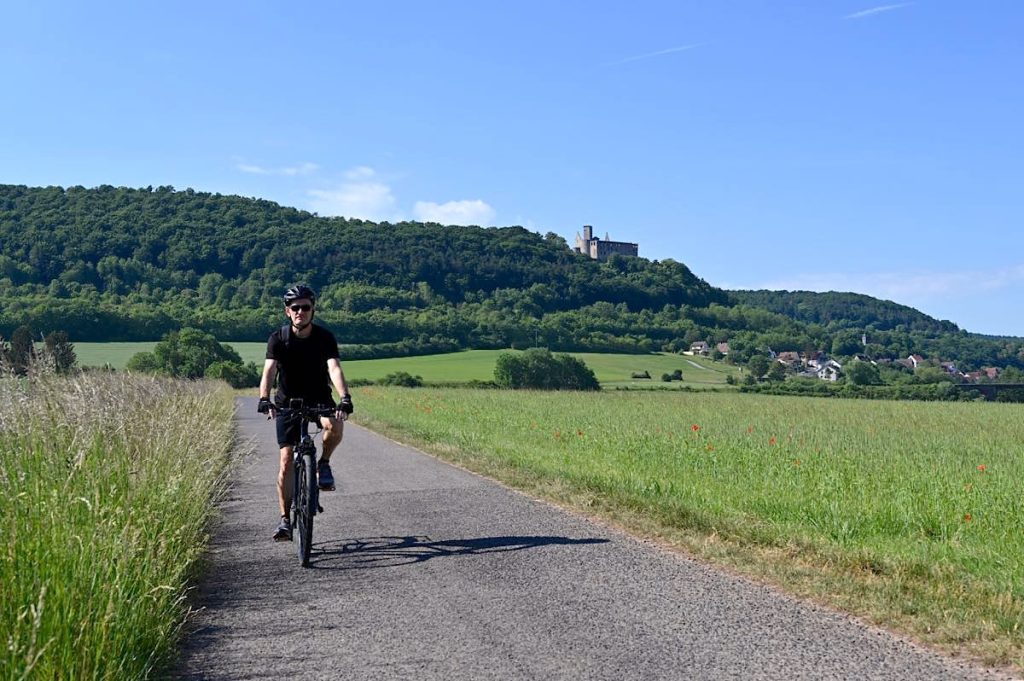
{"left": 259, "top": 359, "right": 278, "bottom": 413}
{"left": 327, "top": 357, "right": 349, "bottom": 399}
{"left": 327, "top": 358, "right": 352, "bottom": 417}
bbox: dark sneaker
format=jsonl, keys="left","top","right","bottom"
{"left": 273, "top": 516, "right": 292, "bottom": 541}
{"left": 318, "top": 460, "right": 335, "bottom": 491}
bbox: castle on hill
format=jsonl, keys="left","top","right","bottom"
{"left": 573, "top": 225, "right": 639, "bottom": 260}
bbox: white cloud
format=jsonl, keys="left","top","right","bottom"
{"left": 236, "top": 163, "right": 270, "bottom": 175}
{"left": 236, "top": 161, "right": 319, "bottom": 176}
{"left": 344, "top": 166, "right": 376, "bottom": 180}
{"left": 281, "top": 162, "right": 319, "bottom": 176}
{"left": 308, "top": 179, "right": 400, "bottom": 221}
{"left": 609, "top": 43, "right": 703, "bottom": 66}
{"left": 413, "top": 199, "right": 496, "bottom": 226}
{"left": 843, "top": 3, "right": 912, "bottom": 20}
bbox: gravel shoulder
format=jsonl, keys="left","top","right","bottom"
{"left": 172, "top": 398, "right": 1010, "bottom": 680}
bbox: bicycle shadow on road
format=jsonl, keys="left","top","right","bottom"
{"left": 309, "top": 535, "right": 610, "bottom": 570}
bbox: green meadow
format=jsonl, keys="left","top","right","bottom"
{"left": 352, "top": 386, "right": 1024, "bottom": 669}
{"left": 73, "top": 343, "right": 740, "bottom": 388}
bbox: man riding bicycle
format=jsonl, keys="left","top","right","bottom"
{"left": 257, "top": 284, "right": 353, "bottom": 541}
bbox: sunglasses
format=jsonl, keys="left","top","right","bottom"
{"left": 288, "top": 304, "right": 312, "bottom": 312}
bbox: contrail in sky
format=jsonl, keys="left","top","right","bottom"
{"left": 609, "top": 43, "right": 703, "bottom": 66}
{"left": 843, "top": 3, "right": 913, "bottom": 19}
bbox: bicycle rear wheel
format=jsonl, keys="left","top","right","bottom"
{"left": 294, "top": 451, "right": 317, "bottom": 567}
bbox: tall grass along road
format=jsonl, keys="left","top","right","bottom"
{"left": 0, "top": 372, "right": 234, "bottom": 680}
{"left": 173, "top": 396, "right": 1000, "bottom": 680}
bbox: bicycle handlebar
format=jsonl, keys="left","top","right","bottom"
{"left": 273, "top": 403, "right": 338, "bottom": 420}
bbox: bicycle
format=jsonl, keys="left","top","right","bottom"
{"left": 274, "top": 400, "right": 337, "bottom": 567}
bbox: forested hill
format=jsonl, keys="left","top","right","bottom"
{"left": 730, "top": 290, "right": 957, "bottom": 335}
{"left": 0, "top": 184, "right": 1021, "bottom": 370}
{"left": 0, "top": 183, "right": 723, "bottom": 311}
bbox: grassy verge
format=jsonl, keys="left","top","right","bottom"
{"left": 352, "top": 387, "right": 1024, "bottom": 672}
{"left": 0, "top": 371, "right": 235, "bottom": 679}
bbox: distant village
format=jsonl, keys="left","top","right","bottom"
{"left": 685, "top": 341, "right": 1003, "bottom": 384}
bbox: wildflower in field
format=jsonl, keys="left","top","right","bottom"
{"left": 554, "top": 430, "right": 562, "bottom": 439}
{"left": 691, "top": 424, "right": 700, "bottom": 432}
{"left": 977, "top": 464, "right": 987, "bottom": 473}
{"left": 706, "top": 444, "right": 714, "bottom": 452}
{"left": 747, "top": 425, "right": 754, "bottom": 433}
{"left": 963, "top": 514, "right": 972, "bottom": 522}
{"left": 576, "top": 430, "right": 584, "bottom": 437}
{"left": 769, "top": 437, "right": 777, "bottom": 446}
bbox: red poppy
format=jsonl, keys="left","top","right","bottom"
{"left": 977, "top": 464, "right": 987, "bottom": 472}
{"left": 769, "top": 437, "right": 777, "bottom": 445}
{"left": 963, "top": 514, "right": 972, "bottom": 522}
{"left": 691, "top": 424, "right": 700, "bottom": 432}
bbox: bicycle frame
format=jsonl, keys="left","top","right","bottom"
{"left": 278, "top": 400, "right": 334, "bottom": 567}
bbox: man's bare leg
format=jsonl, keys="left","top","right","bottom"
{"left": 277, "top": 445, "right": 294, "bottom": 517}
{"left": 319, "top": 416, "right": 344, "bottom": 462}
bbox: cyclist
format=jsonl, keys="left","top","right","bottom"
{"left": 257, "top": 284, "right": 354, "bottom": 541}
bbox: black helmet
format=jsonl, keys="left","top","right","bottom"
{"left": 283, "top": 284, "right": 316, "bottom": 305}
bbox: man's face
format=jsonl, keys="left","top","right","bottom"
{"left": 286, "top": 298, "right": 314, "bottom": 326}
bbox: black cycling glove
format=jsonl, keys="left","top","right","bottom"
{"left": 340, "top": 394, "right": 354, "bottom": 415}
{"left": 257, "top": 397, "right": 273, "bottom": 414}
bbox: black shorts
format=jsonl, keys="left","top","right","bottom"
{"left": 274, "top": 397, "right": 336, "bottom": 447}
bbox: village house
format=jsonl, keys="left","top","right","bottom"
{"left": 689, "top": 341, "right": 709, "bottom": 355}
{"left": 716, "top": 342, "right": 730, "bottom": 356}
{"left": 965, "top": 367, "right": 1002, "bottom": 382}
{"left": 775, "top": 351, "right": 801, "bottom": 366}
{"left": 804, "top": 351, "right": 826, "bottom": 369}
{"left": 817, "top": 360, "right": 843, "bottom": 382}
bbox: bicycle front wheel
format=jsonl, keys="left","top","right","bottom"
{"left": 295, "top": 452, "right": 317, "bottom": 567}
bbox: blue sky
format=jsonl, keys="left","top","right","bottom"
{"left": 3, "top": 1, "right": 1022, "bottom": 335}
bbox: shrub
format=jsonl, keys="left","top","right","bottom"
{"left": 42, "top": 331, "right": 77, "bottom": 374}
{"left": 494, "top": 348, "right": 600, "bottom": 391}
{"left": 205, "top": 360, "right": 261, "bottom": 388}
{"left": 379, "top": 371, "right": 424, "bottom": 387}
{"left": 631, "top": 370, "right": 651, "bottom": 379}
{"left": 126, "top": 328, "right": 241, "bottom": 379}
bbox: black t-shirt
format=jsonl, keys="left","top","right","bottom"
{"left": 266, "top": 324, "right": 340, "bottom": 405}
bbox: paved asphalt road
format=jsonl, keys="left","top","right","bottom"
{"left": 173, "top": 398, "right": 1010, "bottom": 680}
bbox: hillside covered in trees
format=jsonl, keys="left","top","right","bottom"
{"left": 1, "top": 184, "right": 1021, "bottom": 370}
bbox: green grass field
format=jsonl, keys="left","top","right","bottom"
{"left": 73, "top": 343, "right": 740, "bottom": 388}
{"left": 351, "top": 386, "right": 1024, "bottom": 670}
